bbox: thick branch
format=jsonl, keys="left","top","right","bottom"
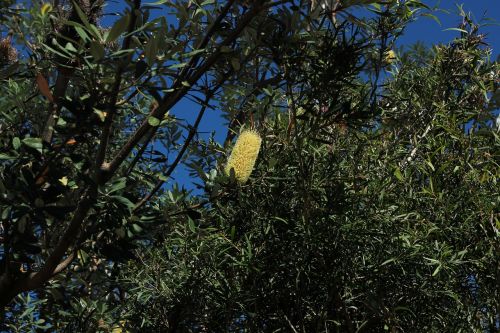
{"left": 0, "top": 186, "right": 97, "bottom": 307}
{"left": 52, "top": 251, "right": 76, "bottom": 276}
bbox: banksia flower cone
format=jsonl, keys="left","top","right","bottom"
{"left": 225, "top": 130, "right": 262, "bottom": 183}
{"left": 0, "top": 38, "right": 17, "bottom": 65}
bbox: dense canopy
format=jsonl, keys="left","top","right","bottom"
{"left": 0, "top": 0, "right": 499, "bottom": 332}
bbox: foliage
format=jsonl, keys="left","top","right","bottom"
{"left": 120, "top": 13, "right": 500, "bottom": 333}
{"left": 0, "top": 0, "right": 498, "bottom": 332}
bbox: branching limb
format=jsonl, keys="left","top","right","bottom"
{"left": 95, "top": 0, "right": 142, "bottom": 177}
{"left": 102, "top": 2, "right": 267, "bottom": 181}
{"left": 132, "top": 75, "right": 228, "bottom": 212}
{"left": 0, "top": 186, "right": 97, "bottom": 307}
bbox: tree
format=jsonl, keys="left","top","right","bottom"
{"left": 0, "top": 0, "right": 401, "bottom": 326}
{"left": 0, "top": 0, "right": 311, "bottom": 317}
{"left": 1, "top": 0, "right": 498, "bottom": 332}
{"left": 118, "top": 8, "right": 500, "bottom": 333}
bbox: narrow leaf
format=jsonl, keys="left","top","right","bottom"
{"left": 36, "top": 73, "right": 54, "bottom": 102}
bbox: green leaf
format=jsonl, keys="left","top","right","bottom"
{"left": 262, "top": 88, "right": 273, "bottom": 96}
{"left": 110, "top": 195, "right": 135, "bottom": 211}
{"left": 71, "top": 1, "right": 91, "bottom": 29}
{"left": 78, "top": 249, "right": 89, "bottom": 264}
{"left": 148, "top": 116, "right": 160, "bottom": 126}
{"left": 89, "top": 41, "right": 105, "bottom": 60}
{"left": 425, "top": 160, "right": 435, "bottom": 172}
{"left": 106, "top": 14, "right": 130, "bottom": 43}
{"left": 131, "top": 223, "right": 143, "bottom": 233}
{"left": 201, "top": 0, "right": 215, "bottom": 5}
{"left": 17, "top": 214, "right": 28, "bottom": 233}
{"left": 394, "top": 167, "right": 403, "bottom": 181}
{"left": 144, "top": 35, "right": 159, "bottom": 65}
{"left": 22, "top": 137, "right": 43, "bottom": 152}
{"left": 230, "top": 58, "right": 240, "bottom": 71}
{"left": 381, "top": 258, "right": 396, "bottom": 266}
{"left": 64, "top": 42, "right": 77, "bottom": 53}
{"left": 422, "top": 13, "right": 441, "bottom": 25}
{"left": 443, "top": 28, "right": 468, "bottom": 33}
{"left": 1, "top": 207, "right": 10, "bottom": 220}
{"left": 12, "top": 137, "right": 20, "bottom": 150}
{"left": 188, "top": 218, "right": 196, "bottom": 233}
{"left": 432, "top": 264, "right": 441, "bottom": 276}
{"left": 56, "top": 117, "right": 67, "bottom": 126}
{"left": 74, "top": 26, "right": 90, "bottom": 41}
{"left": 183, "top": 48, "right": 205, "bottom": 57}
{"left": 42, "top": 43, "right": 71, "bottom": 60}
{"left": 110, "top": 49, "right": 134, "bottom": 57}
{"left": 0, "top": 153, "right": 15, "bottom": 160}
{"left": 107, "top": 177, "right": 127, "bottom": 194}
{"left": 268, "top": 157, "right": 278, "bottom": 169}
{"left": 168, "top": 62, "right": 188, "bottom": 69}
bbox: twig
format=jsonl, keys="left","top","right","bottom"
{"left": 284, "top": 314, "right": 299, "bottom": 333}
{"left": 132, "top": 88, "right": 218, "bottom": 212}
{"left": 399, "top": 115, "right": 435, "bottom": 169}
{"left": 95, "top": 0, "right": 142, "bottom": 177}
{"left": 41, "top": 72, "right": 70, "bottom": 144}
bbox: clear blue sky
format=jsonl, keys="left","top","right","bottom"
{"left": 399, "top": 1, "right": 499, "bottom": 55}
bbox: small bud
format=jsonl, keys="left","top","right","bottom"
{"left": 58, "top": 176, "right": 69, "bottom": 186}
{"left": 41, "top": 3, "right": 53, "bottom": 16}
{"left": 384, "top": 50, "right": 397, "bottom": 64}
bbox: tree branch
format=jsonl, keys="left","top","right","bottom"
{"left": 102, "top": 2, "right": 267, "bottom": 182}
{"left": 132, "top": 93, "right": 214, "bottom": 212}
{"left": 51, "top": 250, "right": 76, "bottom": 276}
{"left": 399, "top": 113, "right": 436, "bottom": 169}
{"left": 41, "top": 72, "right": 70, "bottom": 144}
{"left": 0, "top": 0, "right": 279, "bottom": 308}
{"left": 95, "top": 0, "right": 142, "bottom": 177}
{"left": 132, "top": 65, "right": 238, "bottom": 211}
{"left": 0, "top": 186, "right": 97, "bottom": 307}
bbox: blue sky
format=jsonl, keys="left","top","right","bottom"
{"left": 103, "top": 1, "right": 500, "bottom": 55}
{"left": 102, "top": 1, "right": 500, "bottom": 190}
{"left": 399, "top": 1, "right": 499, "bottom": 54}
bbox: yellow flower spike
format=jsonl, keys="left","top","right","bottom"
{"left": 225, "top": 129, "right": 262, "bottom": 184}
{"left": 384, "top": 49, "right": 397, "bottom": 64}
{"left": 41, "top": 3, "right": 53, "bottom": 16}
{"left": 111, "top": 320, "right": 129, "bottom": 333}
